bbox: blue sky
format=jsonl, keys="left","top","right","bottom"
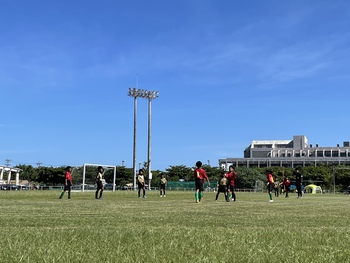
{"left": 1, "top": 0, "right": 349, "bottom": 170}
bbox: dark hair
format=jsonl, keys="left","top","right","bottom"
{"left": 97, "top": 166, "right": 104, "bottom": 171}
{"left": 66, "top": 166, "right": 71, "bottom": 170}
{"left": 229, "top": 165, "right": 235, "bottom": 170}
{"left": 139, "top": 169, "right": 144, "bottom": 173}
{"left": 195, "top": 161, "right": 202, "bottom": 168}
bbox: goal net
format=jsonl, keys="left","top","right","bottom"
{"left": 82, "top": 163, "right": 117, "bottom": 192}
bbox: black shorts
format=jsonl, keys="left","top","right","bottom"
{"left": 218, "top": 185, "right": 227, "bottom": 193}
{"left": 195, "top": 179, "right": 204, "bottom": 191}
{"left": 97, "top": 181, "right": 103, "bottom": 190}
{"left": 160, "top": 184, "right": 166, "bottom": 190}
{"left": 138, "top": 183, "right": 145, "bottom": 190}
{"left": 64, "top": 181, "right": 71, "bottom": 191}
{"left": 267, "top": 183, "right": 274, "bottom": 192}
{"left": 229, "top": 185, "right": 235, "bottom": 192}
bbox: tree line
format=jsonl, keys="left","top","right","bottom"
{"left": 13, "top": 164, "right": 350, "bottom": 191}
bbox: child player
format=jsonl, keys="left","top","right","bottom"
{"left": 226, "top": 165, "right": 237, "bottom": 202}
{"left": 95, "top": 166, "right": 104, "bottom": 200}
{"left": 283, "top": 176, "right": 291, "bottom": 198}
{"left": 194, "top": 161, "right": 210, "bottom": 203}
{"left": 215, "top": 171, "right": 229, "bottom": 202}
{"left": 59, "top": 166, "right": 72, "bottom": 199}
{"left": 266, "top": 169, "right": 275, "bottom": 203}
{"left": 160, "top": 173, "right": 167, "bottom": 197}
{"left": 137, "top": 169, "right": 147, "bottom": 198}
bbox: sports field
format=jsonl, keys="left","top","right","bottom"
{"left": 0, "top": 190, "right": 349, "bottom": 263}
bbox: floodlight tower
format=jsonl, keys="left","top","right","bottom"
{"left": 145, "top": 90, "right": 159, "bottom": 190}
{"left": 128, "top": 88, "right": 141, "bottom": 190}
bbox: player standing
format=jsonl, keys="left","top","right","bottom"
{"left": 215, "top": 171, "right": 229, "bottom": 202}
{"left": 160, "top": 173, "right": 167, "bottom": 197}
{"left": 194, "top": 161, "right": 210, "bottom": 203}
{"left": 266, "top": 169, "right": 274, "bottom": 203}
{"left": 226, "top": 165, "right": 237, "bottom": 202}
{"left": 137, "top": 169, "right": 147, "bottom": 198}
{"left": 294, "top": 168, "right": 303, "bottom": 198}
{"left": 59, "top": 166, "right": 72, "bottom": 199}
{"left": 95, "top": 166, "right": 104, "bottom": 200}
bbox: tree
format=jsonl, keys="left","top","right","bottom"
{"left": 165, "top": 165, "right": 193, "bottom": 181}
{"left": 237, "top": 167, "right": 265, "bottom": 189}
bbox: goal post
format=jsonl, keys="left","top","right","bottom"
{"left": 82, "top": 163, "right": 117, "bottom": 192}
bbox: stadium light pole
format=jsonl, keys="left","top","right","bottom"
{"left": 128, "top": 88, "right": 159, "bottom": 190}
{"left": 128, "top": 88, "right": 141, "bottom": 190}
{"left": 145, "top": 90, "right": 159, "bottom": 190}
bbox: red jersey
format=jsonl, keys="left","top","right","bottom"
{"left": 194, "top": 168, "right": 208, "bottom": 181}
{"left": 283, "top": 178, "right": 291, "bottom": 187}
{"left": 226, "top": 171, "right": 237, "bottom": 186}
{"left": 65, "top": 171, "right": 72, "bottom": 182}
{"left": 267, "top": 173, "right": 274, "bottom": 184}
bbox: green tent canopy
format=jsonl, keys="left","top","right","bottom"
{"left": 304, "top": 184, "right": 322, "bottom": 194}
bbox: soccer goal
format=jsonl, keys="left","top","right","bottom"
{"left": 82, "top": 163, "right": 117, "bottom": 192}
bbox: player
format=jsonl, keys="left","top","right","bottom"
{"left": 294, "top": 168, "right": 303, "bottom": 198}
{"left": 59, "top": 166, "right": 72, "bottom": 199}
{"left": 138, "top": 169, "right": 147, "bottom": 198}
{"left": 283, "top": 176, "right": 291, "bottom": 198}
{"left": 226, "top": 165, "right": 237, "bottom": 201}
{"left": 266, "top": 169, "right": 274, "bottom": 202}
{"left": 194, "top": 161, "right": 210, "bottom": 203}
{"left": 215, "top": 171, "right": 229, "bottom": 202}
{"left": 95, "top": 166, "right": 104, "bottom": 200}
{"left": 160, "top": 173, "right": 167, "bottom": 197}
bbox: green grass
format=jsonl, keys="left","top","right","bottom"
{"left": 0, "top": 190, "right": 349, "bottom": 263}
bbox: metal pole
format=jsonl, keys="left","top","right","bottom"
{"left": 333, "top": 167, "right": 335, "bottom": 195}
{"left": 133, "top": 96, "right": 137, "bottom": 190}
{"left": 147, "top": 98, "right": 152, "bottom": 190}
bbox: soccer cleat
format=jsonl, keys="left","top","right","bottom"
{"left": 269, "top": 200, "right": 274, "bottom": 202}
{"left": 143, "top": 196, "right": 147, "bottom": 198}
{"left": 164, "top": 195, "right": 166, "bottom": 197}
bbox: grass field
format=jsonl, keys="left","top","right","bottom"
{"left": 0, "top": 190, "right": 349, "bottom": 263}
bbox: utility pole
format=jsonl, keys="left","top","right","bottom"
{"left": 5, "top": 158, "right": 11, "bottom": 167}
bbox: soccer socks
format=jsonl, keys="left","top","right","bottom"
{"left": 232, "top": 193, "right": 236, "bottom": 201}
{"left": 269, "top": 193, "right": 273, "bottom": 200}
{"left": 199, "top": 192, "right": 203, "bottom": 201}
{"left": 59, "top": 192, "right": 64, "bottom": 199}
{"left": 195, "top": 192, "right": 199, "bottom": 202}
{"left": 68, "top": 192, "right": 71, "bottom": 199}
{"left": 227, "top": 193, "right": 231, "bottom": 201}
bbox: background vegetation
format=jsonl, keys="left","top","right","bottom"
{"left": 13, "top": 164, "right": 350, "bottom": 191}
